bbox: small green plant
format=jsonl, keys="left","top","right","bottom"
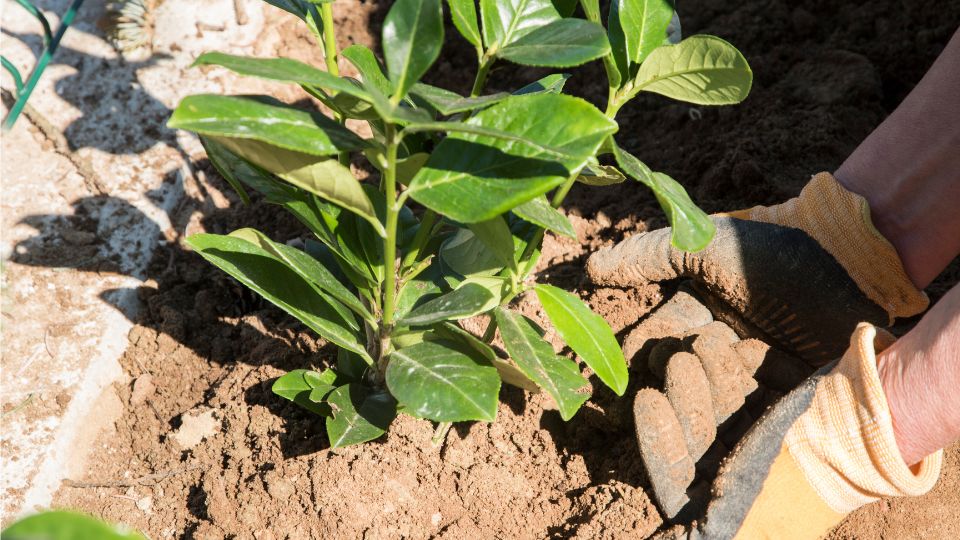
{"left": 2, "top": 510, "right": 145, "bottom": 540}
{"left": 167, "top": 0, "right": 751, "bottom": 447}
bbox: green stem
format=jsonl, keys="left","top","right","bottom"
{"left": 516, "top": 174, "right": 578, "bottom": 275}
{"left": 471, "top": 55, "right": 494, "bottom": 97}
{"left": 381, "top": 125, "right": 401, "bottom": 330}
{"left": 431, "top": 421, "right": 453, "bottom": 447}
{"left": 400, "top": 209, "right": 439, "bottom": 271}
{"left": 321, "top": 3, "right": 339, "bottom": 77}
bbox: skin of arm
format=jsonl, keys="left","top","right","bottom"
{"left": 879, "top": 284, "right": 960, "bottom": 466}
{"left": 834, "top": 28, "right": 960, "bottom": 290}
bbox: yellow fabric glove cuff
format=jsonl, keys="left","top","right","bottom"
{"left": 734, "top": 324, "right": 943, "bottom": 540}
{"left": 726, "top": 172, "right": 928, "bottom": 322}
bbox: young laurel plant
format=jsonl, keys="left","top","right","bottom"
{"left": 166, "top": 0, "right": 751, "bottom": 448}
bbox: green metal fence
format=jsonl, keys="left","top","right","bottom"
{"left": 2, "top": 0, "right": 86, "bottom": 131}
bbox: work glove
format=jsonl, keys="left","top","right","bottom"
{"left": 648, "top": 322, "right": 943, "bottom": 539}
{"left": 586, "top": 172, "right": 929, "bottom": 366}
{"left": 585, "top": 172, "right": 939, "bottom": 535}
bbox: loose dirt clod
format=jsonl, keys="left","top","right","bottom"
{"left": 171, "top": 408, "right": 220, "bottom": 449}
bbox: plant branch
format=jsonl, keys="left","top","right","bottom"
{"left": 321, "top": 3, "right": 339, "bottom": 77}
{"left": 471, "top": 55, "right": 494, "bottom": 97}
{"left": 381, "top": 124, "right": 401, "bottom": 330}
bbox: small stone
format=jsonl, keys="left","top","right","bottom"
{"left": 171, "top": 408, "right": 220, "bottom": 449}
{"left": 131, "top": 374, "right": 156, "bottom": 405}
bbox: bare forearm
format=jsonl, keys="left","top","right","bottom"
{"left": 834, "top": 28, "right": 960, "bottom": 289}
{"left": 879, "top": 284, "right": 960, "bottom": 466}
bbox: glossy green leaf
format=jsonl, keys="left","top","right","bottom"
{"left": 168, "top": 95, "right": 366, "bottom": 156}
{"left": 200, "top": 136, "right": 252, "bottom": 204}
{"left": 606, "top": 0, "right": 629, "bottom": 83}
{"left": 618, "top": 0, "right": 674, "bottom": 65}
{"left": 337, "top": 348, "right": 371, "bottom": 382}
{"left": 398, "top": 282, "right": 497, "bottom": 326}
{"left": 341, "top": 44, "right": 392, "bottom": 96}
{"left": 512, "top": 196, "right": 576, "bottom": 239}
{"left": 407, "top": 93, "right": 617, "bottom": 222}
{"left": 212, "top": 137, "right": 384, "bottom": 237}
{"left": 480, "top": 0, "right": 558, "bottom": 51}
{"left": 498, "top": 19, "right": 610, "bottom": 68}
{"left": 468, "top": 217, "right": 518, "bottom": 272}
{"left": 383, "top": 0, "right": 444, "bottom": 99}
{"left": 1, "top": 510, "right": 146, "bottom": 540}
{"left": 410, "top": 83, "right": 509, "bottom": 115}
{"left": 611, "top": 142, "right": 714, "bottom": 251}
{"left": 186, "top": 234, "right": 370, "bottom": 361}
{"left": 632, "top": 35, "right": 752, "bottom": 105}
{"left": 577, "top": 162, "right": 627, "bottom": 186}
{"left": 441, "top": 228, "right": 504, "bottom": 277}
{"left": 326, "top": 384, "right": 397, "bottom": 448}
{"left": 396, "top": 264, "right": 446, "bottom": 318}
{"left": 193, "top": 53, "right": 372, "bottom": 100}
{"left": 513, "top": 73, "right": 571, "bottom": 95}
{"left": 551, "top": 0, "right": 578, "bottom": 17}
{"left": 495, "top": 308, "right": 590, "bottom": 420}
{"left": 534, "top": 284, "right": 628, "bottom": 395}
{"left": 262, "top": 0, "right": 320, "bottom": 21}
{"left": 395, "top": 152, "right": 431, "bottom": 185}
{"left": 387, "top": 340, "right": 500, "bottom": 422}
{"left": 272, "top": 369, "right": 334, "bottom": 416}
{"left": 448, "top": 0, "right": 483, "bottom": 48}
{"left": 228, "top": 228, "right": 375, "bottom": 324}
{"left": 432, "top": 322, "right": 539, "bottom": 392}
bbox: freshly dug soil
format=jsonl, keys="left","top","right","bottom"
{"left": 54, "top": 0, "right": 960, "bottom": 538}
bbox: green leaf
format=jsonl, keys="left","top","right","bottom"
{"left": 611, "top": 142, "right": 714, "bottom": 251}
{"left": 200, "top": 136, "right": 252, "bottom": 204}
{"left": 577, "top": 162, "right": 627, "bottom": 186}
{"left": 534, "top": 284, "right": 628, "bottom": 395}
{"left": 407, "top": 93, "right": 617, "bottom": 222}
{"left": 551, "top": 0, "right": 578, "bottom": 17}
{"left": 513, "top": 73, "right": 571, "bottom": 95}
{"left": 495, "top": 308, "right": 590, "bottom": 420}
{"left": 512, "top": 196, "right": 576, "bottom": 239}
{"left": 410, "top": 83, "right": 509, "bottom": 115}
{"left": 468, "top": 217, "right": 518, "bottom": 273}
{"left": 448, "top": 0, "right": 483, "bottom": 49}
{"left": 617, "top": 0, "right": 674, "bottom": 65}
{"left": 497, "top": 19, "right": 610, "bottom": 68}
{"left": 387, "top": 340, "right": 500, "bottom": 421}
{"left": 395, "top": 152, "right": 430, "bottom": 185}
{"left": 432, "top": 322, "right": 539, "bottom": 392}
{"left": 168, "top": 95, "right": 366, "bottom": 156}
{"left": 383, "top": 0, "right": 444, "bottom": 99}
{"left": 337, "top": 348, "right": 371, "bottom": 382}
{"left": 1, "top": 510, "right": 147, "bottom": 540}
{"left": 262, "top": 0, "right": 319, "bottom": 22}
{"left": 228, "top": 228, "right": 376, "bottom": 324}
{"left": 341, "top": 44, "right": 392, "bottom": 96}
{"left": 326, "top": 384, "right": 397, "bottom": 448}
{"left": 441, "top": 227, "right": 504, "bottom": 277}
{"left": 606, "top": 0, "right": 629, "bottom": 83}
{"left": 272, "top": 369, "right": 333, "bottom": 416}
{"left": 193, "top": 53, "right": 373, "bottom": 100}
{"left": 186, "top": 234, "right": 371, "bottom": 361}
{"left": 480, "top": 0, "right": 558, "bottom": 51}
{"left": 398, "top": 282, "right": 497, "bottom": 326}
{"left": 212, "top": 137, "right": 385, "bottom": 237}
{"left": 632, "top": 35, "right": 752, "bottom": 105}
{"left": 396, "top": 264, "right": 446, "bottom": 318}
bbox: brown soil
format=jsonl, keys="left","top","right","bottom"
{"left": 53, "top": 0, "right": 959, "bottom": 538}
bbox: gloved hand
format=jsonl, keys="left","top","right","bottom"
{"left": 650, "top": 323, "right": 942, "bottom": 540}
{"left": 585, "top": 172, "right": 938, "bottom": 534}
{"left": 586, "top": 172, "right": 929, "bottom": 366}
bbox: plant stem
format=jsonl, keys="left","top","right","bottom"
{"left": 516, "top": 174, "right": 579, "bottom": 275}
{"left": 431, "top": 422, "right": 453, "bottom": 447}
{"left": 381, "top": 124, "right": 401, "bottom": 331}
{"left": 471, "top": 56, "right": 494, "bottom": 97}
{"left": 400, "top": 209, "right": 439, "bottom": 271}
{"left": 321, "top": 3, "right": 339, "bottom": 77}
